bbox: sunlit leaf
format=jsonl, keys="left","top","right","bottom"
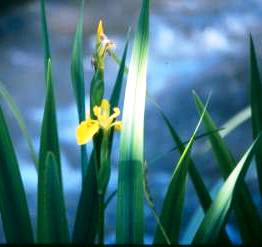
{"left": 116, "top": 0, "right": 150, "bottom": 243}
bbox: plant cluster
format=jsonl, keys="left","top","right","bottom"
{"left": 0, "top": 0, "right": 261, "bottom": 244}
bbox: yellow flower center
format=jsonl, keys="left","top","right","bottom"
{"left": 76, "top": 99, "right": 122, "bottom": 145}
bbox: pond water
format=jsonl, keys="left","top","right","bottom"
{"left": 0, "top": 0, "right": 262, "bottom": 243}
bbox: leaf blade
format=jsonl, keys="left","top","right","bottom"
{"left": 250, "top": 35, "right": 262, "bottom": 196}
{"left": 70, "top": 0, "right": 88, "bottom": 181}
{"left": 193, "top": 91, "right": 262, "bottom": 243}
{"left": 154, "top": 98, "right": 208, "bottom": 244}
{"left": 0, "top": 80, "right": 38, "bottom": 168}
{"left": 116, "top": 0, "right": 150, "bottom": 243}
{"left": 193, "top": 134, "right": 262, "bottom": 244}
{"left": 40, "top": 0, "right": 51, "bottom": 82}
{"left": 0, "top": 106, "right": 34, "bottom": 243}
{"left": 37, "top": 152, "right": 69, "bottom": 243}
{"left": 72, "top": 151, "right": 99, "bottom": 243}
{"left": 37, "top": 60, "right": 63, "bottom": 241}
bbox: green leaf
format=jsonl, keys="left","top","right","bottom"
{"left": 71, "top": 0, "right": 86, "bottom": 121}
{"left": 108, "top": 41, "right": 128, "bottom": 152}
{"left": 250, "top": 35, "right": 262, "bottom": 196}
{"left": 0, "top": 106, "right": 34, "bottom": 243}
{"left": 116, "top": 0, "right": 150, "bottom": 243}
{"left": 37, "top": 152, "right": 69, "bottom": 243}
{"left": 72, "top": 151, "right": 99, "bottom": 244}
{"left": 193, "top": 134, "right": 262, "bottom": 244}
{"left": 152, "top": 100, "right": 230, "bottom": 243}
{"left": 155, "top": 102, "right": 212, "bottom": 211}
{"left": 110, "top": 41, "right": 128, "bottom": 110}
{"left": 90, "top": 69, "right": 104, "bottom": 119}
{"left": 40, "top": 0, "right": 51, "bottom": 82}
{"left": 71, "top": 0, "right": 88, "bottom": 181}
{"left": 193, "top": 91, "right": 262, "bottom": 243}
{"left": 0, "top": 80, "right": 38, "bottom": 168}
{"left": 196, "top": 106, "right": 250, "bottom": 156}
{"left": 38, "top": 60, "right": 63, "bottom": 240}
{"left": 154, "top": 98, "right": 208, "bottom": 244}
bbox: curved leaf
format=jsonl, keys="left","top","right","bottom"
{"left": 0, "top": 80, "right": 38, "bottom": 168}
{"left": 193, "top": 134, "right": 262, "bottom": 244}
{"left": 154, "top": 98, "right": 208, "bottom": 244}
{"left": 152, "top": 100, "right": 230, "bottom": 244}
{"left": 193, "top": 91, "right": 262, "bottom": 243}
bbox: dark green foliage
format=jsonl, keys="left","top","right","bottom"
{"left": 37, "top": 152, "right": 69, "bottom": 243}
{"left": 0, "top": 106, "right": 34, "bottom": 243}
{"left": 250, "top": 35, "right": 262, "bottom": 196}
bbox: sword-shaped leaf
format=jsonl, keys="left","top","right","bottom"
{"left": 193, "top": 91, "right": 262, "bottom": 243}
{"left": 37, "top": 152, "right": 69, "bottom": 243}
{"left": 250, "top": 35, "right": 262, "bottom": 196}
{"left": 193, "top": 134, "right": 262, "bottom": 244}
{"left": 0, "top": 106, "right": 34, "bottom": 243}
{"left": 154, "top": 98, "right": 208, "bottom": 244}
{"left": 37, "top": 60, "right": 63, "bottom": 241}
{"left": 116, "top": 0, "right": 150, "bottom": 243}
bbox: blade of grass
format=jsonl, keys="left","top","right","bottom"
{"left": 108, "top": 40, "right": 128, "bottom": 152}
{"left": 193, "top": 134, "right": 262, "bottom": 244}
{"left": 116, "top": 0, "right": 150, "bottom": 243}
{"left": 72, "top": 151, "right": 99, "bottom": 243}
{"left": 0, "top": 80, "right": 38, "bottom": 168}
{"left": 40, "top": 0, "right": 51, "bottom": 82}
{"left": 151, "top": 99, "right": 230, "bottom": 243}
{"left": 250, "top": 35, "right": 262, "bottom": 196}
{"left": 109, "top": 41, "right": 128, "bottom": 110}
{"left": 0, "top": 106, "right": 34, "bottom": 243}
{"left": 71, "top": 0, "right": 86, "bottom": 122}
{"left": 196, "top": 106, "right": 251, "bottom": 155}
{"left": 154, "top": 97, "right": 209, "bottom": 244}
{"left": 37, "top": 152, "right": 69, "bottom": 243}
{"left": 193, "top": 91, "right": 262, "bottom": 243}
{"left": 149, "top": 128, "right": 223, "bottom": 165}
{"left": 71, "top": 0, "right": 88, "bottom": 180}
{"left": 38, "top": 60, "right": 63, "bottom": 240}
{"left": 182, "top": 180, "right": 223, "bottom": 244}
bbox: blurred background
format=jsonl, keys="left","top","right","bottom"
{"left": 0, "top": 0, "right": 262, "bottom": 243}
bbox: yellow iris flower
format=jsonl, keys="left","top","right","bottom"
{"left": 76, "top": 99, "right": 122, "bottom": 145}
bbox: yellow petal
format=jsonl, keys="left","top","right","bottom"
{"left": 111, "top": 107, "right": 120, "bottom": 119}
{"left": 93, "top": 105, "right": 101, "bottom": 118}
{"left": 97, "top": 20, "right": 104, "bottom": 42}
{"left": 101, "top": 99, "right": 110, "bottom": 112}
{"left": 76, "top": 119, "right": 99, "bottom": 145}
{"left": 112, "top": 121, "right": 122, "bottom": 131}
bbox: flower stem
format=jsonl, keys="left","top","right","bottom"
{"left": 97, "top": 192, "right": 105, "bottom": 244}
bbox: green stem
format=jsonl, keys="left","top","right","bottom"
{"left": 97, "top": 193, "right": 105, "bottom": 244}
{"left": 96, "top": 131, "right": 111, "bottom": 244}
